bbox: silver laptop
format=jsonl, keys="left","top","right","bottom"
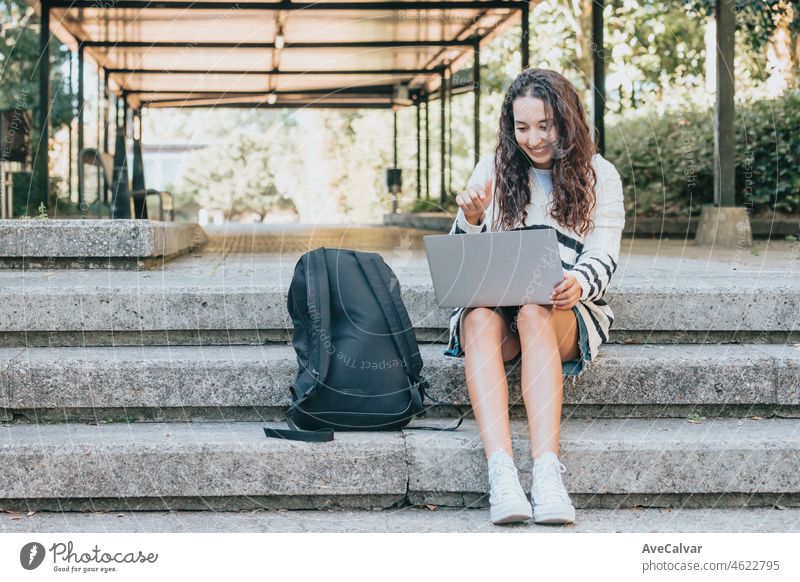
{"left": 423, "top": 229, "right": 564, "bottom": 308}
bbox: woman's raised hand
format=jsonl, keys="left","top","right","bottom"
{"left": 456, "top": 177, "right": 493, "bottom": 225}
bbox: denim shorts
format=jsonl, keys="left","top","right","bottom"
{"left": 459, "top": 304, "right": 592, "bottom": 377}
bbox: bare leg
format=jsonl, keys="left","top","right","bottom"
{"left": 514, "top": 304, "right": 580, "bottom": 460}
{"left": 460, "top": 307, "right": 522, "bottom": 460}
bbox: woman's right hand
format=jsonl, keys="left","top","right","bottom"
{"left": 456, "top": 177, "right": 493, "bottom": 224}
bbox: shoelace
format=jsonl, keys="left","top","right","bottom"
{"left": 532, "top": 459, "right": 570, "bottom": 503}
{"left": 488, "top": 460, "right": 524, "bottom": 502}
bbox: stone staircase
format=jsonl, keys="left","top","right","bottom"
{"left": 1, "top": 236, "right": 798, "bottom": 515}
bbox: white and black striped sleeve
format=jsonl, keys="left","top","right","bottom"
{"left": 569, "top": 161, "right": 625, "bottom": 302}
{"left": 449, "top": 154, "right": 494, "bottom": 235}
{"left": 451, "top": 207, "right": 488, "bottom": 234}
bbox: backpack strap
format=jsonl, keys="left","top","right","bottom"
{"left": 305, "top": 247, "right": 332, "bottom": 387}
{"left": 263, "top": 414, "right": 335, "bottom": 442}
{"left": 353, "top": 252, "right": 464, "bottom": 432}
{"left": 279, "top": 248, "right": 333, "bottom": 424}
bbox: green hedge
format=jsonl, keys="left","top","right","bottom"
{"left": 605, "top": 90, "right": 800, "bottom": 217}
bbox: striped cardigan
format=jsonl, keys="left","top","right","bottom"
{"left": 443, "top": 152, "right": 625, "bottom": 371}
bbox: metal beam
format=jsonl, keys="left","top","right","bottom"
{"left": 715, "top": 0, "right": 736, "bottom": 206}
{"left": 591, "top": 0, "right": 605, "bottom": 154}
{"left": 127, "top": 86, "right": 397, "bottom": 96}
{"left": 49, "top": 1, "right": 528, "bottom": 10}
{"left": 106, "top": 68, "right": 442, "bottom": 76}
{"left": 84, "top": 40, "right": 474, "bottom": 49}
{"left": 145, "top": 102, "right": 397, "bottom": 109}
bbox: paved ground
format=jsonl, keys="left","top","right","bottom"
{"left": 2, "top": 223, "right": 798, "bottom": 292}
{"left": 2, "top": 507, "right": 798, "bottom": 533}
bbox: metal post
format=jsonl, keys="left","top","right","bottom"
{"left": 424, "top": 95, "right": 430, "bottom": 200}
{"left": 392, "top": 109, "right": 398, "bottom": 213}
{"left": 416, "top": 100, "right": 421, "bottom": 200}
{"left": 392, "top": 110, "right": 398, "bottom": 167}
{"left": 111, "top": 93, "right": 132, "bottom": 219}
{"left": 715, "top": 0, "right": 735, "bottom": 206}
{"left": 521, "top": 2, "right": 529, "bottom": 69}
{"left": 447, "top": 66, "right": 453, "bottom": 197}
{"left": 121, "top": 91, "right": 129, "bottom": 138}
{"left": 36, "top": 2, "right": 50, "bottom": 212}
{"left": 96, "top": 66, "right": 101, "bottom": 149}
{"left": 439, "top": 69, "right": 446, "bottom": 207}
{"left": 473, "top": 40, "right": 481, "bottom": 166}
{"left": 77, "top": 43, "right": 85, "bottom": 207}
{"left": 132, "top": 109, "right": 148, "bottom": 219}
{"left": 108, "top": 94, "right": 119, "bottom": 213}
{"left": 591, "top": 0, "right": 606, "bottom": 155}
{"left": 67, "top": 50, "right": 73, "bottom": 203}
{"left": 103, "top": 70, "right": 109, "bottom": 153}
{"left": 115, "top": 87, "right": 121, "bottom": 152}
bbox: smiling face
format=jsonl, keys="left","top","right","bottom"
{"left": 513, "top": 95, "right": 557, "bottom": 169}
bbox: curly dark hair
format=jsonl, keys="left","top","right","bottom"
{"left": 492, "top": 68, "right": 597, "bottom": 236}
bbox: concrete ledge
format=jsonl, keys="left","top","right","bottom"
{"left": 383, "top": 212, "right": 453, "bottom": 231}
{"left": 383, "top": 212, "right": 800, "bottom": 239}
{"left": 0, "top": 219, "right": 208, "bottom": 268}
{"left": 0, "top": 419, "right": 797, "bottom": 510}
{"left": 1, "top": 345, "right": 798, "bottom": 422}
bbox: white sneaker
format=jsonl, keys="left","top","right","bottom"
{"left": 486, "top": 449, "right": 533, "bottom": 525}
{"left": 530, "top": 451, "right": 576, "bottom": 524}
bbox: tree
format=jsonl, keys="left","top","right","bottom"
{"left": 176, "top": 126, "right": 291, "bottom": 222}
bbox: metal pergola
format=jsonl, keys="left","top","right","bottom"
{"left": 29, "top": 0, "right": 737, "bottom": 222}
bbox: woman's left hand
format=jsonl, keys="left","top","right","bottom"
{"left": 551, "top": 274, "right": 581, "bottom": 310}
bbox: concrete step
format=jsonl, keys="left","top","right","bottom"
{"left": 1, "top": 272, "right": 797, "bottom": 347}
{"left": 4, "top": 507, "right": 798, "bottom": 533}
{"left": 0, "top": 418, "right": 797, "bottom": 511}
{"left": 2, "top": 344, "right": 798, "bottom": 422}
{"left": 0, "top": 219, "right": 207, "bottom": 269}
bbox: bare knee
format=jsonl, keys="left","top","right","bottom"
{"left": 516, "top": 303, "right": 552, "bottom": 330}
{"left": 462, "top": 307, "right": 504, "bottom": 343}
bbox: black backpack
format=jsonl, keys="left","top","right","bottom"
{"left": 263, "top": 247, "right": 463, "bottom": 442}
